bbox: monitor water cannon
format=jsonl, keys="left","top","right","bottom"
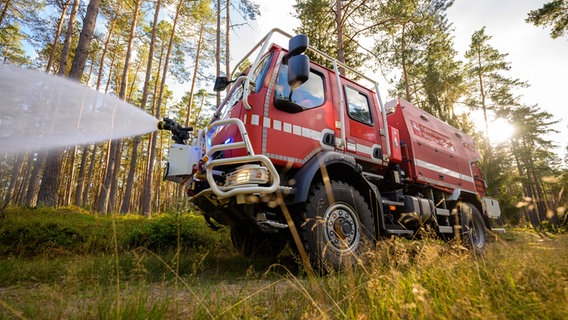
{"left": 157, "top": 118, "right": 193, "bottom": 144}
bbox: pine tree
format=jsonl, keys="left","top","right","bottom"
{"left": 293, "top": 0, "right": 367, "bottom": 70}
{"left": 526, "top": 0, "right": 568, "bottom": 39}
{"left": 464, "top": 27, "right": 528, "bottom": 135}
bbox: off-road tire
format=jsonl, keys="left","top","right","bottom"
{"left": 454, "top": 202, "right": 487, "bottom": 255}
{"left": 300, "top": 181, "right": 375, "bottom": 273}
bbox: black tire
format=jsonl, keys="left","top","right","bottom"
{"left": 454, "top": 202, "right": 487, "bottom": 255}
{"left": 230, "top": 224, "right": 286, "bottom": 259}
{"left": 301, "top": 181, "right": 375, "bottom": 273}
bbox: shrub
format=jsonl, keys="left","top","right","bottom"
{"left": 0, "top": 207, "right": 230, "bottom": 257}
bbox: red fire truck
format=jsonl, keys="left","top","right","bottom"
{"left": 159, "top": 29, "right": 501, "bottom": 271}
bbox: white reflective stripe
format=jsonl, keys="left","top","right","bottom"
{"left": 415, "top": 159, "right": 474, "bottom": 183}
{"left": 243, "top": 113, "right": 378, "bottom": 161}
{"left": 357, "top": 144, "right": 373, "bottom": 156}
{"left": 293, "top": 125, "right": 302, "bottom": 136}
{"left": 273, "top": 120, "right": 281, "bottom": 131}
{"left": 310, "top": 129, "right": 322, "bottom": 140}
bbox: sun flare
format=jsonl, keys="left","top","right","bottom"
{"left": 487, "top": 118, "right": 515, "bottom": 145}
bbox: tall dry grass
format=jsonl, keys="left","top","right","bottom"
{"left": 1, "top": 231, "right": 566, "bottom": 318}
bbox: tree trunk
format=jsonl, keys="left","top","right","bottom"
{"left": 82, "top": 144, "right": 98, "bottom": 206}
{"left": 107, "top": 143, "right": 123, "bottom": 212}
{"left": 24, "top": 153, "right": 46, "bottom": 206}
{"left": 63, "top": 146, "right": 77, "bottom": 205}
{"left": 68, "top": 0, "right": 100, "bottom": 81}
{"left": 335, "top": 0, "right": 345, "bottom": 75}
{"left": 401, "top": 23, "right": 411, "bottom": 102}
{"left": 117, "top": 0, "right": 142, "bottom": 213}
{"left": 37, "top": 0, "right": 79, "bottom": 207}
{"left": 37, "top": 150, "right": 65, "bottom": 207}
{"left": 3, "top": 154, "right": 25, "bottom": 205}
{"left": 185, "top": 23, "right": 205, "bottom": 127}
{"left": 46, "top": 0, "right": 70, "bottom": 74}
{"left": 57, "top": 0, "right": 79, "bottom": 75}
{"left": 121, "top": 0, "right": 161, "bottom": 213}
{"left": 98, "top": 140, "right": 119, "bottom": 213}
{"left": 142, "top": 0, "right": 183, "bottom": 215}
{"left": 476, "top": 49, "right": 489, "bottom": 136}
{"left": 74, "top": 144, "right": 89, "bottom": 205}
{"left": 215, "top": 0, "right": 221, "bottom": 107}
{"left": 0, "top": 0, "right": 11, "bottom": 27}
{"left": 225, "top": 0, "right": 230, "bottom": 78}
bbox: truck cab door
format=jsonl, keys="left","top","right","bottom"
{"left": 339, "top": 82, "right": 384, "bottom": 166}
{"left": 260, "top": 51, "right": 337, "bottom": 168}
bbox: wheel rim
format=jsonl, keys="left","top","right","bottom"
{"left": 322, "top": 202, "right": 361, "bottom": 253}
{"left": 467, "top": 215, "right": 485, "bottom": 249}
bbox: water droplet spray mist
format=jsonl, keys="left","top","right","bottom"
{"left": 0, "top": 65, "right": 158, "bottom": 154}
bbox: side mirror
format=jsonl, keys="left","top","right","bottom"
{"left": 288, "top": 34, "right": 308, "bottom": 56}
{"left": 213, "top": 76, "right": 229, "bottom": 92}
{"left": 288, "top": 54, "right": 309, "bottom": 89}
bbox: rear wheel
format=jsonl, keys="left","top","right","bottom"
{"left": 301, "top": 181, "right": 375, "bottom": 273}
{"left": 454, "top": 202, "right": 487, "bottom": 255}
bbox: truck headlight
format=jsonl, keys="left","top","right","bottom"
{"left": 225, "top": 164, "right": 270, "bottom": 187}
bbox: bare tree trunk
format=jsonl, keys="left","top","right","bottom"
{"left": 184, "top": 23, "right": 205, "bottom": 127}
{"left": 141, "top": 0, "right": 183, "bottom": 215}
{"left": 69, "top": 0, "right": 100, "bottom": 81}
{"left": 3, "top": 154, "right": 25, "bottom": 205}
{"left": 17, "top": 156, "right": 32, "bottom": 205}
{"left": 476, "top": 49, "right": 489, "bottom": 136}
{"left": 57, "top": 0, "right": 79, "bottom": 76}
{"left": 117, "top": 0, "right": 143, "bottom": 213}
{"left": 215, "top": 0, "right": 221, "bottom": 107}
{"left": 225, "top": 0, "right": 230, "bottom": 78}
{"left": 0, "top": 0, "right": 11, "bottom": 27}
{"left": 74, "top": 145, "right": 89, "bottom": 205}
{"left": 24, "top": 154, "right": 46, "bottom": 206}
{"left": 107, "top": 143, "right": 123, "bottom": 212}
{"left": 335, "top": 0, "right": 345, "bottom": 75}
{"left": 37, "top": 0, "right": 80, "bottom": 207}
{"left": 63, "top": 146, "right": 77, "bottom": 205}
{"left": 46, "top": 0, "right": 70, "bottom": 74}
{"left": 401, "top": 23, "right": 411, "bottom": 101}
{"left": 82, "top": 144, "right": 97, "bottom": 206}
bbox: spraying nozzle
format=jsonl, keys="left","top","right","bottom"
{"left": 158, "top": 118, "right": 193, "bottom": 144}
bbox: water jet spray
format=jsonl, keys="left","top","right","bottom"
{"left": 0, "top": 65, "right": 158, "bottom": 154}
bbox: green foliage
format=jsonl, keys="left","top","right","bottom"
{"left": 374, "top": 0, "right": 463, "bottom": 125}
{"left": 0, "top": 22, "right": 30, "bottom": 65}
{"left": 526, "top": 0, "right": 568, "bottom": 39}
{"left": 0, "top": 206, "right": 230, "bottom": 257}
{"left": 293, "top": 0, "right": 366, "bottom": 70}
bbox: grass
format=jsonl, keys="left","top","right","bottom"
{"left": 0, "top": 208, "right": 567, "bottom": 319}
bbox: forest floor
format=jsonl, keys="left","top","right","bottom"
{"left": 0, "top": 207, "right": 567, "bottom": 319}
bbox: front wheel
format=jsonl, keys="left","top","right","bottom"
{"left": 454, "top": 202, "right": 487, "bottom": 255}
{"left": 301, "top": 181, "right": 375, "bottom": 273}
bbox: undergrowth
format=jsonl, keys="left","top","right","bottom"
{"left": 0, "top": 206, "right": 230, "bottom": 257}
